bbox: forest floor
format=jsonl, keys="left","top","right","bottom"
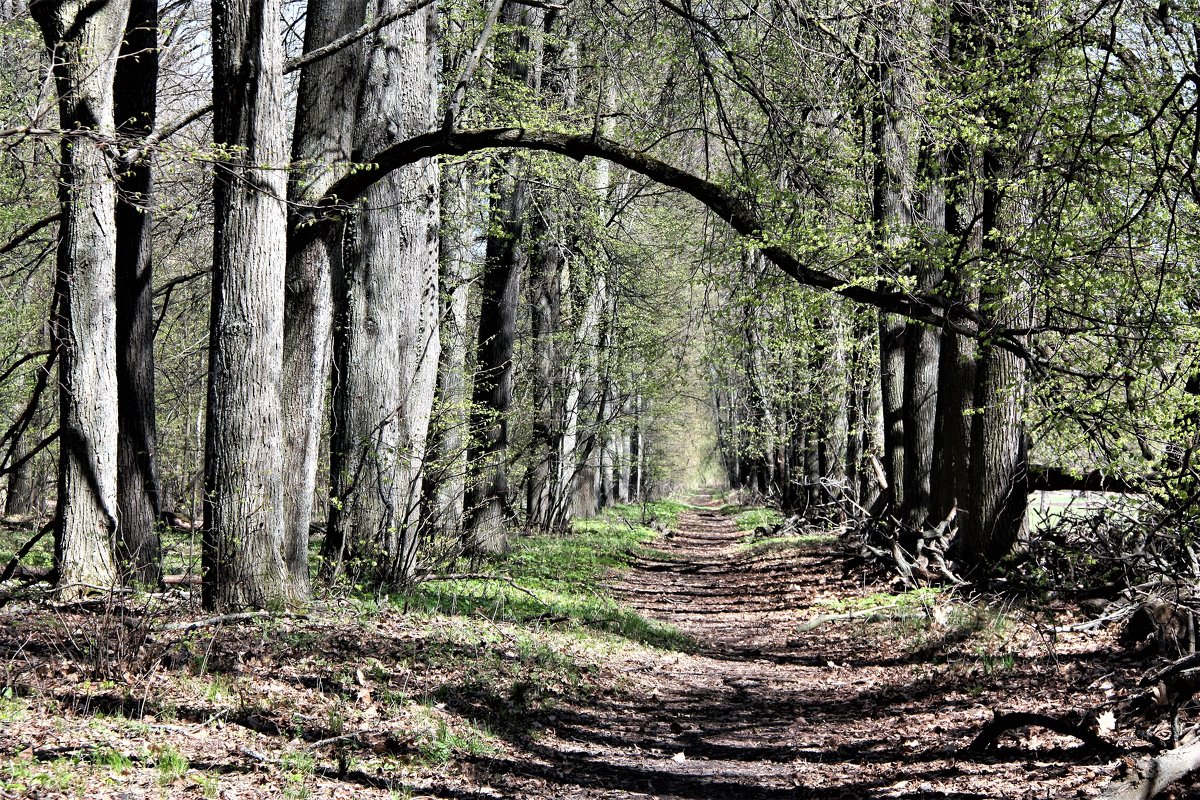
{"left": 0, "top": 495, "right": 1183, "bottom": 798}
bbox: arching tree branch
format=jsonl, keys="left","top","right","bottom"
{"left": 297, "top": 127, "right": 1019, "bottom": 353}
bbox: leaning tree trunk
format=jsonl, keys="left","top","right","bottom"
{"left": 281, "top": 0, "right": 368, "bottom": 596}
{"left": 326, "top": 0, "right": 440, "bottom": 586}
{"left": 113, "top": 0, "right": 162, "bottom": 586}
{"left": 31, "top": 0, "right": 131, "bottom": 597}
{"left": 202, "top": 0, "right": 296, "bottom": 611}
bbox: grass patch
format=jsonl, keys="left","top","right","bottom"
{"left": 739, "top": 533, "right": 836, "bottom": 555}
{"left": 415, "top": 713, "right": 498, "bottom": 765}
{"left": 732, "top": 507, "right": 784, "bottom": 531}
{"left": 814, "top": 586, "right": 943, "bottom": 614}
{"left": 398, "top": 505, "right": 694, "bottom": 652}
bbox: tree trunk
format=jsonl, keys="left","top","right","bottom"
{"left": 283, "top": 0, "right": 368, "bottom": 594}
{"left": 113, "top": 0, "right": 162, "bottom": 586}
{"left": 423, "top": 161, "right": 478, "bottom": 539}
{"left": 463, "top": 3, "right": 540, "bottom": 552}
{"left": 527, "top": 212, "right": 562, "bottom": 532}
{"left": 203, "top": 0, "right": 296, "bottom": 611}
{"left": 32, "top": 0, "right": 130, "bottom": 597}
{"left": 326, "top": 0, "right": 440, "bottom": 585}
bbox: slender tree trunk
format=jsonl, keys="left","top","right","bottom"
{"left": 462, "top": 162, "right": 524, "bottom": 552}
{"left": 902, "top": 138, "right": 945, "bottom": 531}
{"left": 870, "top": 5, "right": 921, "bottom": 516}
{"left": 113, "top": 0, "right": 161, "bottom": 586}
{"left": 423, "top": 162, "right": 478, "bottom": 538}
{"left": 282, "top": 0, "right": 368, "bottom": 594}
{"left": 527, "top": 213, "right": 562, "bottom": 531}
{"left": 285, "top": 0, "right": 369, "bottom": 594}
{"left": 32, "top": 0, "right": 130, "bottom": 597}
{"left": 326, "top": 0, "right": 440, "bottom": 584}
{"left": 464, "top": 3, "right": 540, "bottom": 551}
{"left": 203, "top": 0, "right": 296, "bottom": 611}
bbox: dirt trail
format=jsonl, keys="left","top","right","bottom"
{"left": 477, "top": 499, "right": 1118, "bottom": 799}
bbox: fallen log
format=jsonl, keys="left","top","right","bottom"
{"left": 1100, "top": 736, "right": 1200, "bottom": 799}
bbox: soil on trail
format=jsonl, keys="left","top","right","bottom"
{"left": 473, "top": 498, "right": 1129, "bottom": 799}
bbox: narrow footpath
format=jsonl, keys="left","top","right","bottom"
{"left": 476, "top": 499, "right": 1119, "bottom": 799}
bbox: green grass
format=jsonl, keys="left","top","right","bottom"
{"left": 814, "top": 586, "right": 942, "bottom": 613}
{"left": 739, "top": 533, "right": 837, "bottom": 555}
{"left": 415, "top": 714, "right": 498, "bottom": 765}
{"left": 731, "top": 507, "right": 784, "bottom": 531}
{"left": 398, "top": 505, "right": 693, "bottom": 652}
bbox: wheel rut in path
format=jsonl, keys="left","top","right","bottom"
{"left": 474, "top": 499, "right": 1107, "bottom": 799}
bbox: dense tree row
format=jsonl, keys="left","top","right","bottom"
{"left": 1, "top": 0, "right": 1198, "bottom": 605}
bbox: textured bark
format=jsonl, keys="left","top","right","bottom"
{"left": 31, "top": 0, "right": 130, "bottom": 597}
{"left": 423, "top": 162, "right": 478, "bottom": 539}
{"left": 871, "top": 2, "right": 922, "bottom": 517}
{"left": 282, "top": 0, "right": 368, "bottom": 595}
{"left": 527, "top": 220, "right": 562, "bottom": 532}
{"left": 326, "top": 0, "right": 440, "bottom": 585}
{"left": 901, "top": 139, "right": 944, "bottom": 531}
{"left": 4, "top": 431, "right": 36, "bottom": 517}
{"left": 957, "top": 157, "right": 1031, "bottom": 572}
{"left": 203, "top": 0, "right": 296, "bottom": 611}
{"left": 462, "top": 162, "right": 524, "bottom": 552}
{"left": 877, "top": 314, "right": 906, "bottom": 510}
{"left": 114, "top": 0, "right": 162, "bottom": 586}
{"left": 463, "top": 3, "right": 540, "bottom": 552}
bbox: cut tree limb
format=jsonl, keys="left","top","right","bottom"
{"left": 1100, "top": 736, "right": 1200, "bottom": 800}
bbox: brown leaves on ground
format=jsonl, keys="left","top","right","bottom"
{"left": 0, "top": 501, "right": 1190, "bottom": 798}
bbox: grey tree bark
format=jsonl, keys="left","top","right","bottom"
{"left": 463, "top": 2, "right": 541, "bottom": 553}
{"left": 326, "top": 0, "right": 440, "bottom": 585}
{"left": 114, "top": 0, "right": 162, "bottom": 586}
{"left": 202, "top": 0, "right": 296, "bottom": 610}
{"left": 31, "top": 0, "right": 130, "bottom": 597}
{"left": 423, "top": 161, "right": 479, "bottom": 539}
{"left": 282, "top": 0, "right": 368, "bottom": 595}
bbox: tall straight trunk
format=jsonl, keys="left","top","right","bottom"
{"left": 463, "top": 161, "right": 525, "bottom": 551}
{"left": 326, "top": 0, "right": 440, "bottom": 584}
{"left": 527, "top": 215, "right": 562, "bottom": 532}
{"left": 464, "top": 2, "right": 540, "bottom": 551}
{"left": 203, "top": 0, "right": 295, "bottom": 610}
{"left": 113, "top": 0, "right": 161, "bottom": 586}
{"left": 283, "top": 0, "right": 368, "bottom": 594}
{"left": 930, "top": 106, "right": 980, "bottom": 524}
{"left": 629, "top": 394, "right": 642, "bottom": 501}
{"left": 32, "top": 0, "right": 130, "bottom": 597}
{"left": 862, "top": 345, "right": 885, "bottom": 510}
{"left": 870, "top": 4, "right": 921, "bottom": 516}
{"left": 958, "top": 159, "right": 1030, "bottom": 571}
{"left": 877, "top": 315, "right": 906, "bottom": 511}
{"left": 902, "top": 138, "right": 945, "bottom": 531}
{"left": 950, "top": 0, "right": 1034, "bottom": 573}
{"left": 423, "top": 162, "right": 478, "bottom": 538}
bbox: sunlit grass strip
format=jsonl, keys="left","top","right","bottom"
{"left": 399, "top": 504, "right": 694, "bottom": 652}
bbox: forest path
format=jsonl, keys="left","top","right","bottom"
{"left": 476, "top": 497, "right": 1113, "bottom": 799}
